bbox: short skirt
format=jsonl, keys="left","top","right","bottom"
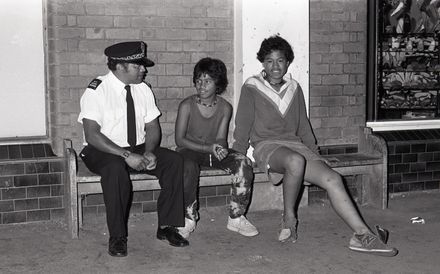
{"left": 253, "top": 140, "right": 325, "bottom": 185}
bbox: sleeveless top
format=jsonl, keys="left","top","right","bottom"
{"left": 185, "top": 95, "right": 226, "bottom": 145}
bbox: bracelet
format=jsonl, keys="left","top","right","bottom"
{"left": 122, "top": 151, "right": 131, "bottom": 159}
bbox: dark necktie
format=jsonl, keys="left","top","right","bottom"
{"left": 125, "top": 85, "right": 136, "bottom": 148}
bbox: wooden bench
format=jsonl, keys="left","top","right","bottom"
{"left": 64, "top": 126, "right": 388, "bottom": 239}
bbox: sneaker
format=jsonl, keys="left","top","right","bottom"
{"left": 349, "top": 225, "right": 398, "bottom": 257}
{"left": 278, "top": 218, "right": 298, "bottom": 243}
{"left": 227, "top": 216, "right": 259, "bottom": 237}
{"left": 178, "top": 218, "right": 196, "bottom": 239}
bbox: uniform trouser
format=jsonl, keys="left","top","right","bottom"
{"left": 79, "top": 144, "right": 185, "bottom": 238}
{"left": 179, "top": 148, "right": 254, "bottom": 220}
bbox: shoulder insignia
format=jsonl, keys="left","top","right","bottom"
{"left": 87, "top": 79, "right": 102, "bottom": 90}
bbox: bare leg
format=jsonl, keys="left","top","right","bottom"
{"left": 304, "top": 160, "right": 370, "bottom": 234}
{"left": 268, "top": 147, "right": 305, "bottom": 226}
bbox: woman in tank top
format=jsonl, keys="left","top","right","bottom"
{"left": 175, "top": 57, "right": 259, "bottom": 239}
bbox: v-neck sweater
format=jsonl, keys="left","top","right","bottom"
{"left": 232, "top": 73, "right": 318, "bottom": 155}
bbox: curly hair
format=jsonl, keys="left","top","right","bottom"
{"left": 193, "top": 57, "right": 228, "bottom": 94}
{"left": 256, "top": 35, "right": 294, "bottom": 63}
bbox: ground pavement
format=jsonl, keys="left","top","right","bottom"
{"left": 1, "top": 191, "right": 439, "bottom": 274}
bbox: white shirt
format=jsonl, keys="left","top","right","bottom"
{"left": 78, "top": 71, "right": 161, "bottom": 147}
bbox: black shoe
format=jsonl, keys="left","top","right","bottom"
{"left": 157, "top": 226, "right": 189, "bottom": 247}
{"left": 108, "top": 237, "right": 127, "bottom": 257}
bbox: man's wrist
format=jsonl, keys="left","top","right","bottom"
{"left": 121, "top": 150, "right": 131, "bottom": 159}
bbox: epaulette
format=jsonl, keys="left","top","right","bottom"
{"left": 145, "top": 82, "right": 152, "bottom": 89}
{"left": 87, "top": 79, "right": 102, "bottom": 90}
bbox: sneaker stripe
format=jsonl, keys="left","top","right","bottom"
{"left": 349, "top": 246, "right": 398, "bottom": 257}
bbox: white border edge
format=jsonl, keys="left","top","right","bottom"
{"left": 367, "top": 120, "right": 440, "bottom": 131}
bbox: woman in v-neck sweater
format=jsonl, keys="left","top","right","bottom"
{"left": 232, "top": 35, "right": 397, "bottom": 256}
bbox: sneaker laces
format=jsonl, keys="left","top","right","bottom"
{"left": 375, "top": 225, "right": 389, "bottom": 244}
{"left": 355, "top": 232, "right": 378, "bottom": 247}
{"left": 240, "top": 216, "right": 252, "bottom": 226}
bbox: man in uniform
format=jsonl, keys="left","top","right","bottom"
{"left": 78, "top": 41, "right": 194, "bottom": 257}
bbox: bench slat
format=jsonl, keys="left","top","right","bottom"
{"left": 325, "top": 153, "right": 382, "bottom": 167}
{"left": 76, "top": 153, "right": 383, "bottom": 183}
{"left": 77, "top": 163, "right": 382, "bottom": 195}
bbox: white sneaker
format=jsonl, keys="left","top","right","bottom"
{"left": 227, "top": 216, "right": 259, "bottom": 237}
{"left": 178, "top": 218, "right": 196, "bottom": 239}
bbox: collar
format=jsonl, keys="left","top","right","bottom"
{"left": 108, "top": 71, "right": 129, "bottom": 93}
{"left": 246, "top": 73, "right": 298, "bottom": 117}
{"left": 257, "top": 72, "right": 295, "bottom": 92}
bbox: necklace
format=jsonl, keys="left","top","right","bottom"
{"left": 264, "top": 76, "right": 285, "bottom": 87}
{"left": 196, "top": 96, "right": 217, "bottom": 107}
{"left": 268, "top": 79, "right": 285, "bottom": 86}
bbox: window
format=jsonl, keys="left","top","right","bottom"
{"left": 0, "top": 1, "right": 47, "bottom": 140}
{"left": 367, "top": 0, "right": 440, "bottom": 131}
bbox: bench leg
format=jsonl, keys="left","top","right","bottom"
{"left": 248, "top": 182, "right": 309, "bottom": 212}
{"left": 67, "top": 191, "right": 79, "bottom": 239}
{"left": 64, "top": 144, "right": 80, "bottom": 239}
{"left": 66, "top": 171, "right": 79, "bottom": 239}
{"left": 78, "top": 195, "right": 83, "bottom": 228}
{"left": 363, "top": 164, "right": 388, "bottom": 209}
{"left": 66, "top": 197, "right": 79, "bottom": 239}
{"left": 300, "top": 185, "right": 309, "bottom": 207}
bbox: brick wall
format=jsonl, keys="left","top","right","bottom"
{"left": 83, "top": 184, "right": 232, "bottom": 217}
{"left": 309, "top": 0, "right": 367, "bottom": 145}
{"left": 379, "top": 130, "right": 440, "bottom": 194}
{"left": 47, "top": 0, "right": 234, "bottom": 155}
{"left": 48, "top": 0, "right": 368, "bottom": 155}
{"left": 0, "top": 144, "right": 64, "bottom": 224}
{"left": 388, "top": 141, "right": 440, "bottom": 193}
